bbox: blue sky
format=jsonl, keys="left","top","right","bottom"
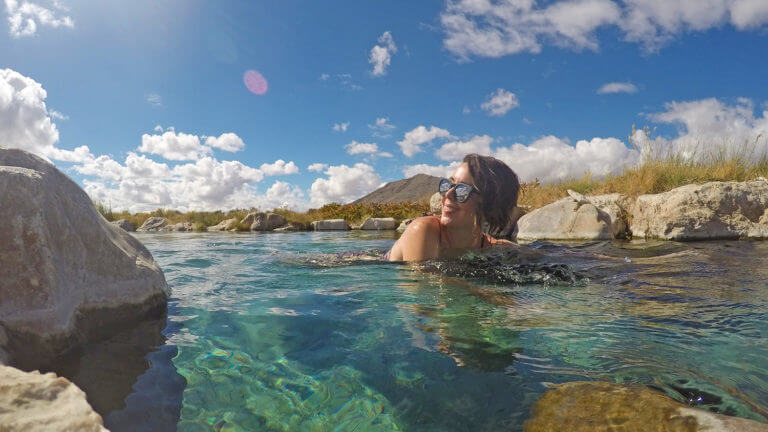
{"left": 2, "top": 0, "right": 768, "bottom": 211}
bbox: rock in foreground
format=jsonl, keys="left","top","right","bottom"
{"left": 0, "top": 148, "right": 168, "bottom": 368}
{"left": 0, "top": 364, "right": 108, "bottom": 432}
{"left": 632, "top": 180, "right": 768, "bottom": 240}
{"left": 524, "top": 381, "right": 768, "bottom": 432}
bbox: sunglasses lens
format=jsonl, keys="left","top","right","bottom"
{"left": 438, "top": 179, "right": 452, "bottom": 195}
{"left": 454, "top": 184, "right": 471, "bottom": 202}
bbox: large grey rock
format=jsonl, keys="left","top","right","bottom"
{"left": 0, "top": 148, "right": 168, "bottom": 367}
{"left": 568, "top": 190, "right": 631, "bottom": 239}
{"left": 165, "top": 222, "right": 194, "bottom": 232}
{"left": 274, "top": 222, "right": 307, "bottom": 232}
{"left": 524, "top": 381, "right": 768, "bottom": 432}
{"left": 631, "top": 180, "right": 768, "bottom": 240}
{"left": 430, "top": 192, "right": 442, "bottom": 213}
{"left": 110, "top": 219, "right": 135, "bottom": 232}
{"left": 0, "top": 364, "right": 108, "bottom": 432}
{"left": 311, "top": 219, "right": 350, "bottom": 231}
{"left": 251, "top": 212, "right": 286, "bottom": 231}
{"left": 240, "top": 212, "right": 258, "bottom": 226}
{"left": 137, "top": 216, "right": 167, "bottom": 232}
{"left": 207, "top": 218, "right": 238, "bottom": 231}
{"left": 360, "top": 217, "right": 396, "bottom": 230}
{"left": 517, "top": 197, "right": 614, "bottom": 240}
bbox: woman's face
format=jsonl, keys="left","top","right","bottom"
{"left": 440, "top": 162, "right": 480, "bottom": 228}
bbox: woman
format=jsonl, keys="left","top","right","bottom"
{"left": 387, "top": 154, "right": 520, "bottom": 262}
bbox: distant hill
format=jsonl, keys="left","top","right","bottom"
{"left": 352, "top": 174, "right": 441, "bottom": 204}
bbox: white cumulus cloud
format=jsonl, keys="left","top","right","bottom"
{"left": 369, "top": 31, "right": 398, "bottom": 76}
{"left": 204, "top": 132, "right": 245, "bottom": 152}
{"left": 402, "top": 161, "right": 461, "bottom": 178}
{"left": 597, "top": 82, "right": 638, "bottom": 94}
{"left": 397, "top": 125, "right": 453, "bottom": 157}
{"left": 139, "top": 130, "right": 211, "bottom": 161}
{"left": 440, "top": 0, "right": 768, "bottom": 59}
{"left": 259, "top": 159, "right": 299, "bottom": 176}
{"left": 5, "top": 0, "right": 74, "bottom": 38}
{"left": 0, "top": 68, "right": 88, "bottom": 162}
{"left": 435, "top": 135, "right": 494, "bottom": 160}
{"left": 309, "top": 163, "right": 381, "bottom": 206}
{"left": 481, "top": 88, "right": 519, "bottom": 116}
{"left": 345, "top": 140, "right": 379, "bottom": 155}
{"left": 308, "top": 163, "right": 329, "bottom": 173}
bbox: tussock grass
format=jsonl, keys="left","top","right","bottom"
{"left": 519, "top": 132, "right": 768, "bottom": 209}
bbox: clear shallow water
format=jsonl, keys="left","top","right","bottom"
{"left": 61, "top": 232, "right": 768, "bottom": 431}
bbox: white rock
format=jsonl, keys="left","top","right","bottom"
{"left": 631, "top": 180, "right": 768, "bottom": 240}
{"left": 429, "top": 192, "right": 442, "bottom": 213}
{"left": 517, "top": 197, "right": 613, "bottom": 240}
{"left": 207, "top": 218, "right": 238, "bottom": 231}
{"left": 0, "top": 364, "right": 109, "bottom": 432}
{"left": 137, "top": 216, "right": 167, "bottom": 232}
{"left": 165, "top": 222, "right": 194, "bottom": 232}
{"left": 311, "top": 219, "right": 350, "bottom": 230}
{"left": 0, "top": 148, "right": 168, "bottom": 367}
{"left": 360, "top": 217, "right": 396, "bottom": 230}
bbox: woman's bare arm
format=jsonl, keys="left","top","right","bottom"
{"left": 388, "top": 216, "right": 440, "bottom": 262}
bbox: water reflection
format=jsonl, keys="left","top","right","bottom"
{"left": 45, "top": 309, "right": 186, "bottom": 431}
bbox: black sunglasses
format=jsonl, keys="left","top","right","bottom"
{"left": 438, "top": 178, "right": 478, "bottom": 203}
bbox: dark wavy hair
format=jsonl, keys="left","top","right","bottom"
{"left": 462, "top": 154, "right": 520, "bottom": 235}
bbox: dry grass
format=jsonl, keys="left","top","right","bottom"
{"left": 519, "top": 133, "right": 768, "bottom": 209}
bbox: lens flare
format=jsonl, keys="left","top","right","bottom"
{"left": 244, "top": 70, "right": 268, "bottom": 95}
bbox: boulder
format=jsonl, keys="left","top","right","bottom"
{"left": 0, "top": 365, "right": 108, "bottom": 432}
{"left": 137, "top": 216, "right": 167, "bottom": 232}
{"left": 430, "top": 192, "right": 442, "bottom": 213}
{"left": 240, "top": 212, "right": 258, "bottom": 226}
{"left": 631, "top": 180, "right": 768, "bottom": 240}
{"left": 397, "top": 218, "right": 415, "bottom": 233}
{"left": 251, "top": 212, "right": 286, "bottom": 231}
{"left": 0, "top": 148, "right": 168, "bottom": 368}
{"left": 576, "top": 192, "right": 632, "bottom": 239}
{"left": 524, "top": 381, "right": 768, "bottom": 432}
{"left": 517, "top": 197, "right": 614, "bottom": 240}
{"left": 110, "top": 219, "right": 135, "bottom": 232}
{"left": 311, "top": 219, "right": 351, "bottom": 231}
{"left": 360, "top": 217, "right": 397, "bottom": 230}
{"left": 206, "top": 218, "right": 238, "bottom": 231}
{"left": 165, "top": 222, "right": 194, "bottom": 232}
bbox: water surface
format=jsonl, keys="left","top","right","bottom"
{"left": 65, "top": 232, "right": 768, "bottom": 431}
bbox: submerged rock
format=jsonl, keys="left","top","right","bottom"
{"left": 524, "top": 381, "right": 768, "bottom": 432}
{"left": 0, "top": 365, "right": 108, "bottom": 432}
{"left": 631, "top": 180, "right": 768, "bottom": 240}
{"left": 360, "top": 217, "right": 396, "bottom": 230}
{"left": 207, "top": 218, "right": 238, "bottom": 231}
{"left": 311, "top": 219, "right": 351, "bottom": 231}
{"left": 110, "top": 219, "right": 135, "bottom": 232}
{"left": 0, "top": 148, "right": 168, "bottom": 368}
{"left": 137, "top": 216, "right": 168, "bottom": 232}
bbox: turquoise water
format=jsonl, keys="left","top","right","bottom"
{"left": 71, "top": 232, "right": 768, "bottom": 431}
